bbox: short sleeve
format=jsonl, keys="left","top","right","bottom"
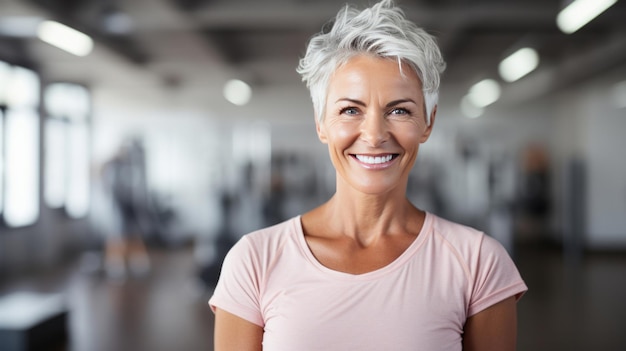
{"left": 467, "top": 235, "right": 528, "bottom": 317}
{"left": 208, "top": 236, "right": 265, "bottom": 327}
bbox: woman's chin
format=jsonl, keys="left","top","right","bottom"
{"left": 342, "top": 178, "right": 404, "bottom": 196}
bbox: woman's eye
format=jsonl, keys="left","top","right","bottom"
{"left": 340, "top": 107, "right": 359, "bottom": 115}
{"left": 390, "top": 108, "right": 409, "bottom": 115}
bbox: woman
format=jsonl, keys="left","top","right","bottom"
{"left": 209, "top": 1, "right": 527, "bottom": 350}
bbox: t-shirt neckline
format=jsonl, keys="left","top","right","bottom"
{"left": 293, "top": 212, "right": 433, "bottom": 281}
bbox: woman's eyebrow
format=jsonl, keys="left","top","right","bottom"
{"left": 334, "top": 98, "right": 417, "bottom": 107}
{"left": 335, "top": 98, "right": 366, "bottom": 106}
{"left": 386, "top": 99, "right": 416, "bottom": 107}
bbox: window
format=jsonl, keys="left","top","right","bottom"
{"left": 44, "top": 118, "right": 67, "bottom": 209}
{"left": 0, "top": 108, "right": 4, "bottom": 216}
{"left": 5, "top": 109, "right": 40, "bottom": 227}
{"left": 66, "top": 121, "right": 89, "bottom": 218}
{"left": 44, "top": 83, "right": 91, "bottom": 218}
{"left": 3, "top": 65, "right": 40, "bottom": 227}
{"left": 0, "top": 60, "right": 10, "bottom": 216}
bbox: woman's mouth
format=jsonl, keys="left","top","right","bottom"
{"left": 352, "top": 154, "right": 398, "bottom": 165}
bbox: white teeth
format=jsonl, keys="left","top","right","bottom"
{"left": 355, "top": 154, "right": 393, "bottom": 164}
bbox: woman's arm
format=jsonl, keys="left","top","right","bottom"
{"left": 462, "top": 296, "right": 518, "bottom": 351}
{"left": 214, "top": 308, "right": 264, "bottom": 351}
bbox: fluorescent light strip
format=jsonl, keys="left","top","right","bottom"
{"left": 557, "top": 0, "right": 618, "bottom": 34}
{"left": 499, "top": 47, "right": 539, "bottom": 82}
{"left": 467, "top": 79, "right": 501, "bottom": 108}
{"left": 223, "top": 79, "right": 252, "bottom": 106}
{"left": 37, "top": 21, "right": 93, "bottom": 56}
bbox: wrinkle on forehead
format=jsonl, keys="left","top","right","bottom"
{"left": 327, "top": 55, "right": 424, "bottom": 108}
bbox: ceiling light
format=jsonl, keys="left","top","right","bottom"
{"left": 223, "top": 79, "right": 252, "bottom": 106}
{"left": 557, "top": 0, "right": 617, "bottom": 34}
{"left": 460, "top": 95, "right": 484, "bottom": 119}
{"left": 36, "top": 20, "right": 93, "bottom": 57}
{"left": 467, "top": 79, "right": 501, "bottom": 108}
{"left": 499, "top": 47, "right": 540, "bottom": 82}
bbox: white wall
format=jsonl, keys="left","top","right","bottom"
{"left": 542, "top": 66, "right": 626, "bottom": 248}
{"left": 582, "top": 77, "right": 626, "bottom": 248}
{"left": 91, "top": 84, "right": 228, "bottom": 243}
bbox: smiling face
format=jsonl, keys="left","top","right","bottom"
{"left": 317, "top": 55, "right": 435, "bottom": 195}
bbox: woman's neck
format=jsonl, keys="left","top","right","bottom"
{"left": 318, "top": 184, "right": 422, "bottom": 247}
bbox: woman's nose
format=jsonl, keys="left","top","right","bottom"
{"left": 360, "top": 113, "right": 388, "bottom": 146}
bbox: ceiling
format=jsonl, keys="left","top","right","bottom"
{"left": 1, "top": 0, "right": 626, "bottom": 107}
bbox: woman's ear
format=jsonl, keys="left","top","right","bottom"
{"left": 420, "top": 105, "right": 437, "bottom": 143}
{"left": 316, "top": 118, "right": 328, "bottom": 144}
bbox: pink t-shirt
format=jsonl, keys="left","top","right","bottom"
{"left": 209, "top": 212, "right": 527, "bottom": 350}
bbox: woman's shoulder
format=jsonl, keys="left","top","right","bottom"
{"left": 429, "top": 213, "right": 485, "bottom": 243}
{"left": 246, "top": 216, "right": 300, "bottom": 239}
{"left": 232, "top": 216, "right": 301, "bottom": 256}
{"left": 427, "top": 213, "right": 513, "bottom": 266}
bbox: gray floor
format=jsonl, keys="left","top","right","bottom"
{"left": 1, "top": 245, "right": 625, "bottom": 351}
{"left": 0, "top": 249, "right": 215, "bottom": 351}
{"left": 516, "top": 246, "right": 626, "bottom": 351}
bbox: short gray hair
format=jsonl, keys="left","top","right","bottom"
{"left": 296, "top": 0, "right": 446, "bottom": 124}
